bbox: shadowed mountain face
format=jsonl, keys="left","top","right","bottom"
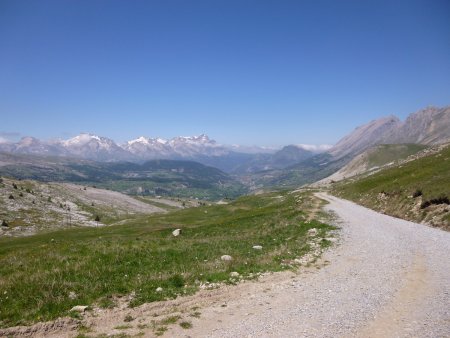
{"left": 229, "top": 145, "right": 314, "bottom": 174}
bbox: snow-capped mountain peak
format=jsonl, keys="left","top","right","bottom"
{"left": 127, "top": 136, "right": 169, "bottom": 146}
{"left": 169, "top": 134, "right": 215, "bottom": 146}
{"left": 127, "top": 136, "right": 151, "bottom": 146}
{"left": 63, "top": 133, "right": 106, "bottom": 147}
{"left": 156, "top": 137, "right": 168, "bottom": 144}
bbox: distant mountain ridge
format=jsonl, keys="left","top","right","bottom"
{"left": 1, "top": 105, "right": 448, "bottom": 179}
{"left": 0, "top": 133, "right": 229, "bottom": 162}
{"left": 328, "top": 116, "right": 401, "bottom": 159}
{"left": 329, "top": 106, "right": 450, "bottom": 158}
{"left": 255, "top": 105, "right": 450, "bottom": 188}
{"left": 0, "top": 133, "right": 325, "bottom": 173}
{"left": 382, "top": 106, "right": 450, "bottom": 145}
{"left": 124, "top": 134, "right": 230, "bottom": 159}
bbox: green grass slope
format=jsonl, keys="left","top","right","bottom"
{"left": 363, "top": 144, "right": 427, "bottom": 168}
{"left": 333, "top": 144, "right": 450, "bottom": 229}
{"left": 0, "top": 190, "right": 335, "bottom": 328}
{"left": 321, "top": 144, "right": 429, "bottom": 184}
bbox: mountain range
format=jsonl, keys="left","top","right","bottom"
{"left": 0, "top": 133, "right": 323, "bottom": 173}
{"left": 1, "top": 105, "right": 449, "bottom": 182}
{"left": 0, "top": 134, "right": 225, "bottom": 161}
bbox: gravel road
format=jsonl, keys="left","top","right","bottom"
{"left": 171, "top": 193, "right": 450, "bottom": 337}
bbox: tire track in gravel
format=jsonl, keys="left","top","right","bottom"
{"left": 356, "top": 253, "right": 430, "bottom": 337}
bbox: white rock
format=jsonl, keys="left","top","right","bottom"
{"left": 221, "top": 255, "right": 233, "bottom": 261}
{"left": 307, "top": 228, "right": 318, "bottom": 236}
{"left": 172, "top": 228, "right": 181, "bottom": 237}
{"left": 252, "top": 245, "right": 263, "bottom": 250}
{"left": 230, "top": 271, "right": 240, "bottom": 277}
{"left": 156, "top": 287, "right": 163, "bottom": 292}
{"left": 70, "top": 305, "right": 88, "bottom": 312}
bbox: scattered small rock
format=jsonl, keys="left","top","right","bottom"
{"left": 68, "top": 291, "right": 77, "bottom": 300}
{"left": 70, "top": 305, "right": 88, "bottom": 313}
{"left": 230, "top": 271, "right": 240, "bottom": 277}
{"left": 221, "top": 255, "right": 233, "bottom": 261}
{"left": 172, "top": 228, "right": 181, "bottom": 237}
{"left": 156, "top": 287, "right": 163, "bottom": 292}
{"left": 307, "top": 228, "right": 318, "bottom": 236}
{"left": 252, "top": 245, "right": 263, "bottom": 250}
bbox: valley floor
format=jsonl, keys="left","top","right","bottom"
{"left": 3, "top": 193, "right": 450, "bottom": 337}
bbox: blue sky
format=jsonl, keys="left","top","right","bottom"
{"left": 1, "top": 0, "right": 449, "bottom": 146}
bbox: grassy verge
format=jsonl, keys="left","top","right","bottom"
{"left": 332, "top": 144, "right": 450, "bottom": 229}
{"left": 0, "top": 190, "right": 335, "bottom": 328}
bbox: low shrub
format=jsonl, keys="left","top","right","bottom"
{"left": 412, "top": 189, "right": 422, "bottom": 198}
{"left": 420, "top": 195, "right": 450, "bottom": 209}
{"left": 169, "top": 274, "right": 185, "bottom": 288}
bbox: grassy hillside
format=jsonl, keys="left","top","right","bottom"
{"left": 0, "top": 190, "right": 335, "bottom": 328}
{"left": 363, "top": 144, "right": 427, "bottom": 168}
{"left": 333, "top": 144, "right": 450, "bottom": 229}
{"left": 321, "top": 144, "right": 429, "bottom": 184}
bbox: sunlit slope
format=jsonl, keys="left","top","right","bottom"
{"left": 333, "top": 144, "right": 450, "bottom": 229}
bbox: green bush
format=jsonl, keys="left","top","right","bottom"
{"left": 169, "top": 274, "right": 185, "bottom": 288}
